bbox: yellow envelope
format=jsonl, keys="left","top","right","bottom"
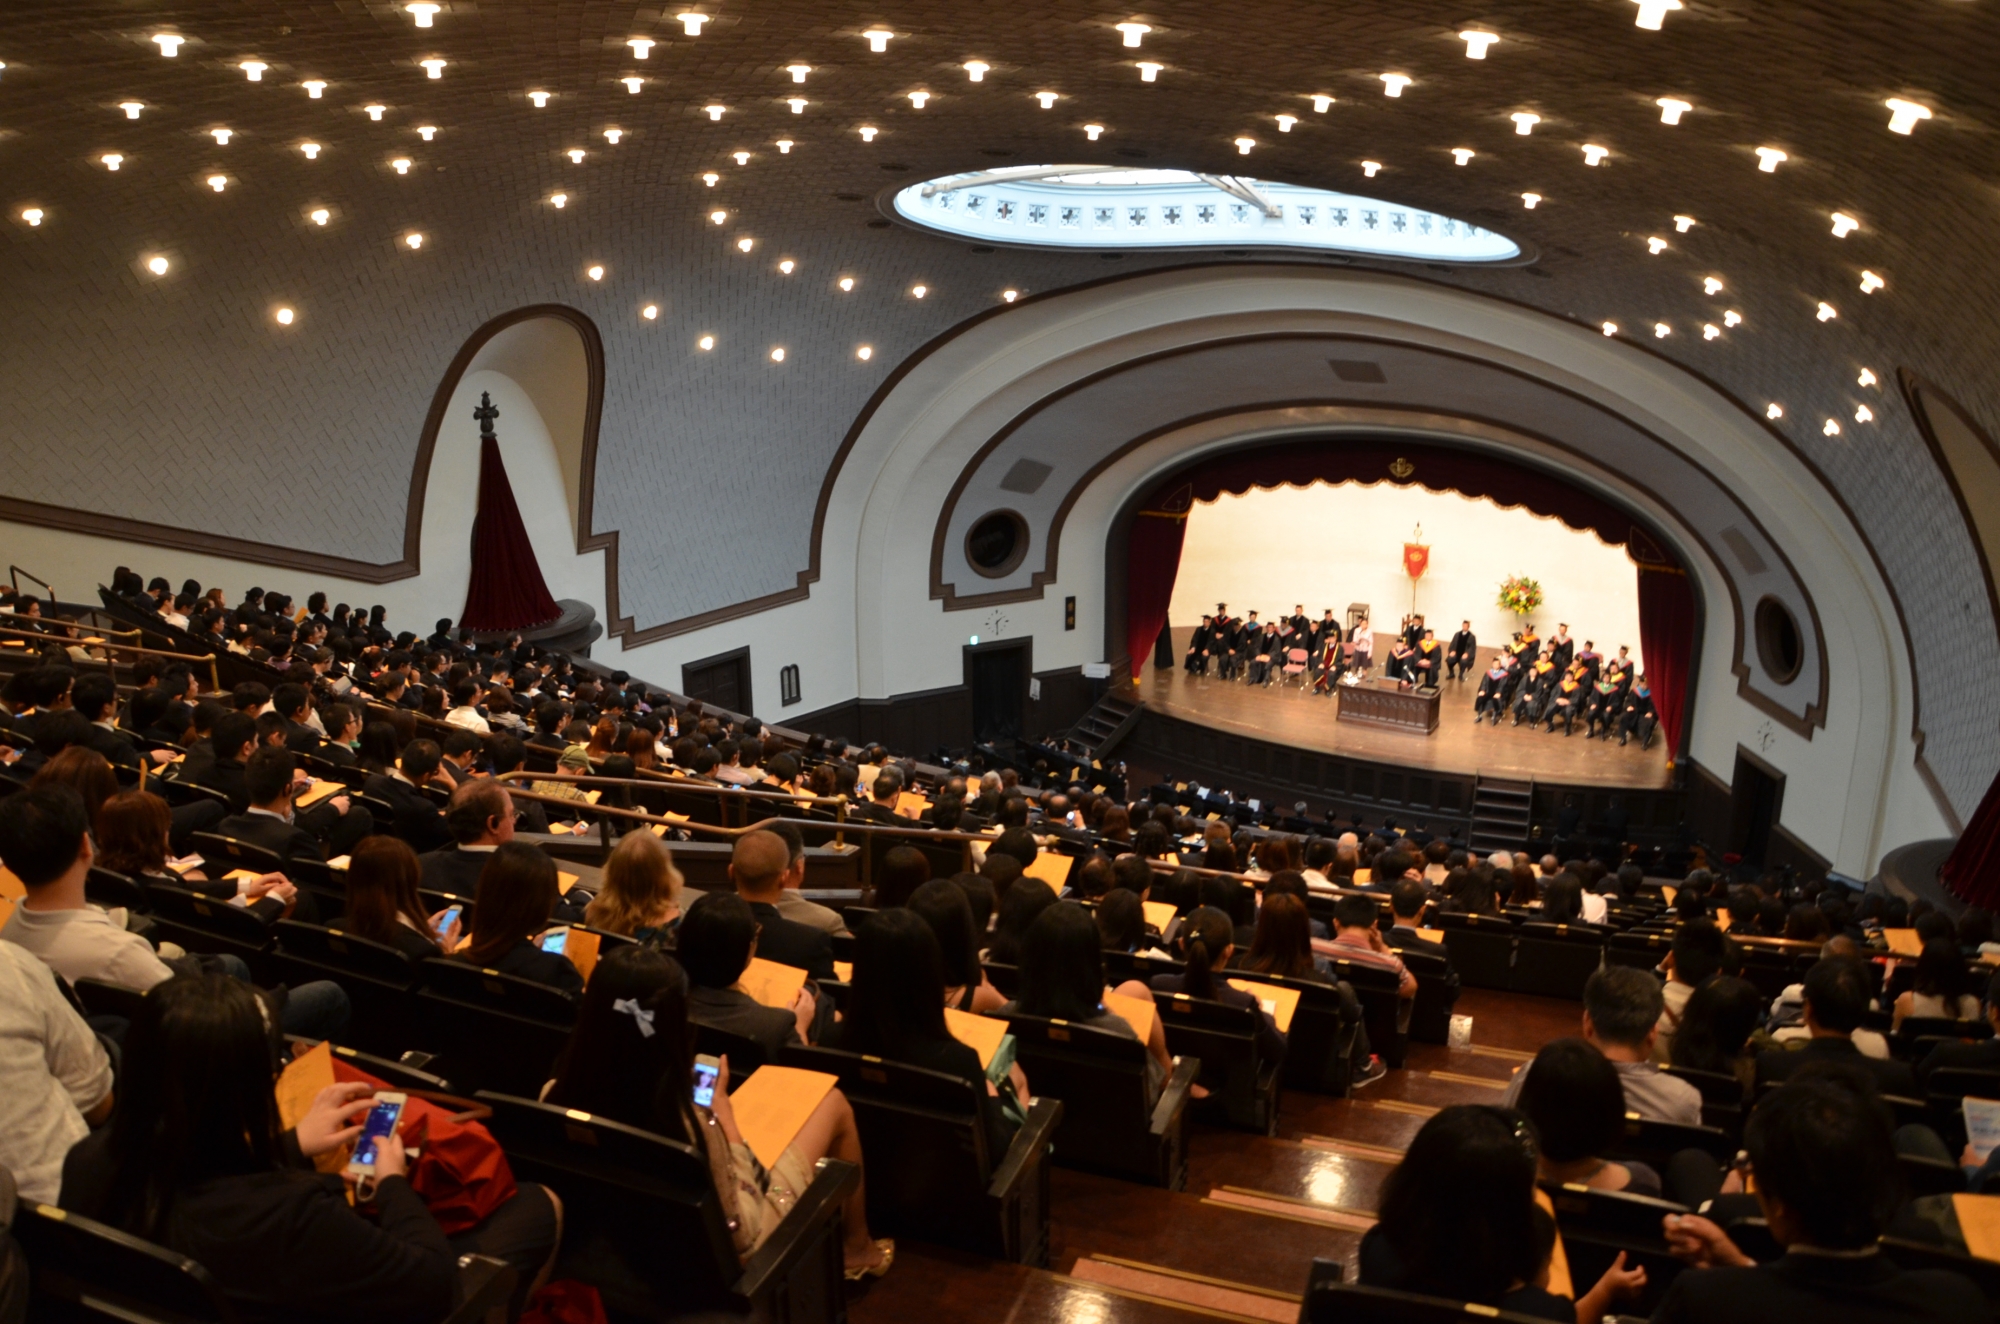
{"left": 727, "top": 1065, "right": 839, "bottom": 1169}
{"left": 1226, "top": 977, "right": 1301, "bottom": 1034}
{"left": 1956, "top": 1193, "right": 2000, "bottom": 1262}
{"left": 1533, "top": 1187, "right": 1574, "bottom": 1298}
{"left": 1023, "top": 852, "right": 1073, "bottom": 889}
{"left": 274, "top": 1041, "right": 348, "bottom": 1175}
{"left": 564, "top": 927, "right": 602, "bottom": 983}
{"left": 1142, "top": 900, "right": 1177, "bottom": 933}
{"left": 1881, "top": 927, "right": 1923, "bottom": 957}
{"left": 1102, "top": 990, "right": 1157, "bottom": 1045}
{"left": 556, "top": 870, "right": 581, "bottom": 895}
{"left": 832, "top": 960, "right": 853, "bottom": 984}
{"left": 0, "top": 867, "right": 23, "bottom": 902}
{"left": 739, "top": 956, "right": 808, "bottom": 1009}
{"left": 944, "top": 1007, "right": 1008, "bottom": 1070}
{"left": 295, "top": 778, "right": 343, "bottom": 807}
{"left": 1417, "top": 928, "right": 1447, "bottom": 945}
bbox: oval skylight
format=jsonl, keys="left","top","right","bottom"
{"left": 889, "top": 166, "right": 1522, "bottom": 263}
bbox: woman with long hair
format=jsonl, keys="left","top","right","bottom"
{"left": 1094, "top": 888, "right": 1147, "bottom": 954}
{"left": 546, "top": 945, "right": 891, "bottom": 1276}
{"left": 355, "top": 721, "right": 402, "bottom": 775}
{"left": 94, "top": 788, "right": 292, "bottom": 919}
{"left": 60, "top": 975, "right": 560, "bottom": 1321}
{"left": 1238, "top": 893, "right": 1327, "bottom": 983}
{"left": 1148, "top": 905, "right": 1284, "bottom": 1060}
{"left": 984, "top": 878, "right": 1057, "bottom": 965}
{"left": 583, "top": 830, "right": 684, "bottom": 941}
{"left": 29, "top": 746, "right": 118, "bottom": 820}
{"left": 341, "top": 836, "right": 458, "bottom": 959}
{"left": 1506, "top": 861, "right": 1541, "bottom": 909}
{"left": 907, "top": 878, "right": 1005, "bottom": 1012}
{"left": 456, "top": 842, "right": 581, "bottom": 993}
{"left": 872, "top": 845, "right": 931, "bottom": 909}
{"left": 1893, "top": 938, "right": 1982, "bottom": 1029}
{"left": 1667, "top": 975, "right": 1764, "bottom": 1092}
{"left": 1098, "top": 804, "right": 1131, "bottom": 845}
{"left": 1005, "top": 901, "right": 1174, "bottom": 1098}
{"left": 585, "top": 716, "right": 621, "bottom": 760}
{"left": 1515, "top": 1038, "right": 1661, "bottom": 1195}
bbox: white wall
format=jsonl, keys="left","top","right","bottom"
{"left": 1166, "top": 482, "right": 1646, "bottom": 669}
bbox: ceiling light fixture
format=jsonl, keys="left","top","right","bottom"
{"left": 1703, "top": 323, "right": 1720, "bottom": 339}
{"left": 1858, "top": 368, "right": 1878, "bottom": 388}
{"left": 550, "top": 192, "right": 568, "bottom": 207}
{"left": 702, "top": 172, "right": 719, "bottom": 185}
{"left": 677, "top": 12, "right": 708, "bottom": 36}
{"left": 1703, "top": 276, "right": 1723, "bottom": 295}
{"left": 146, "top": 255, "right": 169, "bottom": 274}
{"left": 1460, "top": 29, "right": 1499, "bottom": 58}
{"left": 567, "top": 148, "right": 585, "bottom": 162}
{"left": 963, "top": 61, "right": 988, "bottom": 81}
{"left": 299, "top": 142, "right": 320, "bottom": 159}
{"left": 407, "top": 3, "right": 440, "bottom": 27}
{"left": 529, "top": 90, "right": 551, "bottom": 107}
{"left": 310, "top": 207, "right": 330, "bottom": 224}
{"left": 21, "top": 208, "right": 43, "bottom": 226}
{"left": 859, "top": 126, "right": 878, "bottom": 141}
{"left": 1884, "top": 98, "right": 1932, "bottom": 135}
{"left": 1084, "top": 123, "right": 1105, "bottom": 140}
{"left": 211, "top": 128, "right": 233, "bottom": 144}
{"left": 704, "top": 104, "right": 726, "bottom": 120}
{"left": 1855, "top": 405, "right": 1874, "bottom": 423}
{"left": 152, "top": 34, "right": 185, "bottom": 57}
{"left": 1674, "top": 214, "right": 1696, "bottom": 232}
{"left": 1766, "top": 402, "right": 1783, "bottom": 419}
{"left": 418, "top": 124, "right": 437, "bottom": 140}
{"left": 770, "top": 347, "right": 785, "bottom": 362}
{"left": 1035, "top": 91, "right": 1059, "bottom": 108}
{"left": 1511, "top": 112, "right": 1539, "bottom": 135}
{"left": 276, "top": 306, "right": 295, "bottom": 324}
{"left": 1380, "top": 73, "right": 1412, "bottom": 97}
{"left": 627, "top": 37, "right": 654, "bottom": 58}
{"left": 710, "top": 210, "right": 726, "bottom": 223}
{"left": 1002, "top": 289, "right": 1020, "bottom": 302}
{"left": 1601, "top": 322, "right": 1618, "bottom": 336}
{"left": 119, "top": 102, "right": 144, "bottom": 120}
{"left": 838, "top": 276, "right": 855, "bottom": 291}
{"left": 911, "top": 284, "right": 927, "bottom": 298}
{"left": 787, "top": 97, "right": 807, "bottom": 113}
{"left": 587, "top": 264, "right": 604, "bottom": 280}
{"left": 856, "top": 344, "right": 873, "bottom": 359}
{"left": 241, "top": 60, "right": 267, "bottom": 81}
{"left": 1116, "top": 21, "right": 1152, "bottom": 47}
{"left": 1631, "top": 0, "right": 1683, "bottom": 30}
{"left": 1754, "top": 146, "right": 1787, "bottom": 172}
{"left": 776, "top": 138, "right": 793, "bottom": 152}
{"left": 1654, "top": 322, "right": 1671, "bottom": 337}
{"left": 698, "top": 333, "right": 715, "bottom": 350}
{"left": 1657, "top": 97, "right": 1690, "bottom": 125}
{"left": 1312, "top": 94, "right": 1333, "bottom": 112}
{"left": 366, "top": 104, "right": 386, "bottom": 120}
{"left": 391, "top": 158, "right": 411, "bottom": 173}
{"left": 1451, "top": 147, "right": 1474, "bottom": 165}
{"left": 102, "top": 153, "right": 124, "bottom": 170}
{"left": 1521, "top": 192, "right": 1541, "bottom": 208}
{"left": 623, "top": 77, "right": 643, "bottom": 93}
{"left": 1723, "top": 309, "right": 1742, "bottom": 326}
{"left": 1647, "top": 236, "right": 1667, "bottom": 253}
{"left": 1235, "top": 137, "right": 1256, "bottom": 155}
{"left": 419, "top": 58, "right": 446, "bottom": 79}
{"left": 1823, "top": 418, "right": 1841, "bottom": 436}
{"left": 1137, "top": 62, "right": 1163, "bottom": 82}
{"left": 1816, "top": 301, "right": 1837, "bottom": 321}
{"left": 908, "top": 91, "right": 929, "bottom": 108}
{"left": 404, "top": 232, "right": 423, "bottom": 248}
{"left": 732, "top": 150, "right": 747, "bottom": 163}
{"left": 606, "top": 129, "right": 624, "bottom": 143}
{"left": 1361, "top": 160, "right": 1382, "bottom": 177}
{"left": 786, "top": 64, "right": 812, "bottom": 83}
{"left": 737, "top": 237, "right": 753, "bottom": 251}
{"left": 778, "top": 259, "right": 795, "bottom": 273}
{"left": 643, "top": 304, "right": 658, "bottom": 319}
{"left": 862, "top": 28, "right": 894, "bottom": 52}
{"left": 206, "top": 174, "right": 227, "bottom": 192}
{"left": 1276, "top": 114, "right": 1297, "bottom": 132}
{"left": 1581, "top": 143, "right": 1609, "bottom": 165}
{"left": 1859, "top": 270, "right": 1885, "bottom": 293}
{"left": 302, "top": 80, "right": 326, "bottom": 98}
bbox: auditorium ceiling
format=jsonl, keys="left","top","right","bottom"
{"left": 2, "top": 1, "right": 1997, "bottom": 809}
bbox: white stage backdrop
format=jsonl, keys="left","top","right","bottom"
{"left": 1167, "top": 481, "right": 1646, "bottom": 672}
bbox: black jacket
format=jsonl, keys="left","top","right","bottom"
{"left": 1650, "top": 1248, "right": 1985, "bottom": 1324}
{"left": 747, "top": 901, "right": 838, "bottom": 983}
{"left": 1754, "top": 1035, "right": 1919, "bottom": 1098}
{"left": 417, "top": 846, "right": 493, "bottom": 899}
{"left": 484, "top": 940, "right": 585, "bottom": 994}
{"left": 363, "top": 773, "right": 449, "bottom": 852}
{"left": 215, "top": 811, "right": 322, "bottom": 864}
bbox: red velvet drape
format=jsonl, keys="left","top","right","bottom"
{"left": 1125, "top": 485, "right": 1193, "bottom": 681}
{"left": 1942, "top": 770, "right": 2000, "bottom": 909}
{"left": 461, "top": 434, "right": 561, "bottom": 632}
{"left": 1635, "top": 565, "right": 1694, "bottom": 765}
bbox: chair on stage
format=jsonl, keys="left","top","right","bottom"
{"left": 1282, "top": 647, "right": 1310, "bottom": 686}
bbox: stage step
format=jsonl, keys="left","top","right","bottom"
{"left": 1068, "top": 689, "right": 1144, "bottom": 759}
{"left": 1470, "top": 777, "right": 1535, "bottom": 853}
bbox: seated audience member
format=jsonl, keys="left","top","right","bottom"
{"left": 1504, "top": 966, "right": 1703, "bottom": 1125}
{"left": 340, "top": 836, "right": 459, "bottom": 959}
{"left": 544, "top": 945, "right": 890, "bottom": 1276}
{"left": 1361, "top": 1105, "right": 1644, "bottom": 1323}
{"left": 871, "top": 844, "right": 932, "bottom": 909}
{"left": 765, "top": 818, "right": 848, "bottom": 936}
{"left": 1892, "top": 939, "right": 1982, "bottom": 1030}
{"left": 60, "top": 975, "right": 563, "bottom": 1321}
{"left": 0, "top": 910, "right": 115, "bottom": 1205}
{"left": 1150, "top": 905, "right": 1285, "bottom": 1062}
{"left": 583, "top": 829, "right": 685, "bottom": 942}
{"left": 456, "top": 841, "right": 583, "bottom": 994}
{"left": 855, "top": 764, "right": 905, "bottom": 824}
{"left": 1918, "top": 969, "right": 2000, "bottom": 1084}
{"left": 1667, "top": 976, "right": 1765, "bottom": 1092}
{"left": 678, "top": 892, "right": 816, "bottom": 1059}
{"left": 1382, "top": 879, "right": 1445, "bottom": 955}
{"left": 215, "top": 745, "right": 369, "bottom": 868}
{"left": 364, "top": 739, "right": 452, "bottom": 852}
{"left": 1655, "top": 919, "right": 1727, "bottom": 1059}
{"left": 730, "top": 829, "right": 836, "bottom": 981}
{"left": 1756, "top": 957, "right": 1917, "bottom": 1096}
{"left": 94, "top": 788, "right": 290, "bottom": 921}
{"left": 1651, "top": 1078, "right": 1985, "bottom": 1323}
{"left": 420, "top": 779, "right": 517, "bottom": 898}
{"left": 908, "top": 878, "right": 1006, "bottom": 1012}
{"left": 1001, "top": 901, "right": 1172, "bottom": 1098}
{"left": 978, "top": 851, "right": 1025, "bottom": 904}
{"left": 836, "top": 909, "right": 1022, "bottom": 1155}
{"left": 984, "top": 878, "right": 1058, "bottom": 965}
{"left": 1322, "top": 893, "right": 1419, "bottom": 1000}
{"left": 1517, "top": 1038, "right": 1662, "bottom": 1195}
{"left": 1540, "top": 872, "right": 1585, "bottom": 924}
{"left": 1094, "top": 887, "right": 1148, "bottom": 954}
{"left": 1238, "top": 892, "right": 1327, "bottom": 981}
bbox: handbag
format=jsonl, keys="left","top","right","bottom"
{"left": 332, "top": 1061, "right": 518, "bottom": 1235}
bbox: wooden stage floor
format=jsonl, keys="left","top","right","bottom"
{"left": 1137, "top": 632, "right": 1671, "bottom": 790}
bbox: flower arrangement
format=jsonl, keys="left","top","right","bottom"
{"left": 1497, "top": 575, "right": 1544, "bottom": 616}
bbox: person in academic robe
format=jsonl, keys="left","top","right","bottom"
{"left": 1246, "top": 623, "right": 1280, "bottom": 685}
{"left": 1409, "top": 629, "right": 1442, "bottom": 688}
{"left": 1543, "top": 665, "right": 1589, "bottom": 735}
{"left": 1616, "top": 680, "right": 1659, "bottom": 748}
{"left": 1512, "top": 657, "right": 1559, "bottom": 725}
{"left": 1184, "top": 616, "right": 1214, "bottom": 676}
{"left": 1472, "top": 657, "right": 1512, "bottom": 723}
{"left": 1572, "top": 640, "right": 1602, "bottom": 686}
{"left": 1385, "top": 637, "right": 1416, "bottom": 683}
{"left": 1446, "top": 621, "right": 1477, "bottom": 680}
{"left": 1312, "top": 611, "right": 1341, "bottom": 657}
{"left": 1287, "top": 605, "right": 1311, "bottom": 637}
{"left": 1216, "top": 614, "right": 1242, "bottom": 680}
{"left": 1313, "top": 633, "right": 1348, "bottom": 694}
{"left": 1548, "top": 624, "right": 1575, "bottom": 671}
{"left": 1400, "top": 614, "right": 1426, "bottom": 652}
{"left": 1512, "top": 625, "right": 1540, "bottom": 665}
{"left": 1584, "top": 672, "right": 1624, "bottom": 739}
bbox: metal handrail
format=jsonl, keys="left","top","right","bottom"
{"left": 0, "top": 624, "right": 220, "bottom": 692}
{"left": 8, "top": 566, "right": 54, "bottom": 602}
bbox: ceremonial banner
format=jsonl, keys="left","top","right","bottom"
{"left": 1403, "top": 542, "right": 1430, "bottom": 580}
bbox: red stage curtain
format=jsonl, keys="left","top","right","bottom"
{"left": 461, "top": 434, "right": 561, "bottom": 632}
{"left": 1125, "top": 484, "right": 1193, "bottom": 681}
{"left": 1635, "top": 564, "right": 1694, "bottom": 765}
{"left": 1942, "top": 770, "right": 2000, "bottom": 909}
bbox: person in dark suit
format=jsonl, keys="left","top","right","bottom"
{"left": 363, "top": 739, "right": 452, "bottom": 852}
{"left": 731, "top": 829, "right": 837, "bottom": 982}
{"left": 1755, "top": 958, "right": 1919, "bottom": 1098}
{"left": 486, "top": 734, "right": 550, "bottom": 834}
{"left": 852, "top": 764, "right": 905, "bottom": 825}
{"left": 1445, "top": 621, "right": 1477, "bottom": 680}
{"left": 313, "top": 702, "right": 361, "bottom": 768}
{"left": 680, "top": 891, "right": 817, "bottom": 1060}
{"left": 1650, "top": 1076, "right": 1985, "bottom": 1324}
{"left": 1547, "top": 624, "right": 1575, "bottom": 672}
{"left": 456, "top": 841, "right": 582, "bottom": 993}
{"left": 419, "top": 779, "right": 519, "bottom": 899}
{"left": 192, "top": 710, "right": 258, "bottom": 811}
{"left": 66, "top": 674, "right": 141, "bottom": 771}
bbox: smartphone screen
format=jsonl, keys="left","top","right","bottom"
{"left": 439, "top": 905, "right": 463, "bottom": 929}
{"left": 348, "top": 1095, "right": 405, "bottom": 1172}
{"left": 540, "top": 928, "right": 570, "bottom": 955}
{"left": 692, "top": 1055, "right": 720, "bottom": 1108}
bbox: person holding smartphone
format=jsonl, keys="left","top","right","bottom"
{"left": 455, "top": 842, "right": 583, "bottom": 993}
{"left": 58, "top": 975, "right": 562, "bottom": 1323}
{"left": 340, "top": 836, "right": 462, "bottom": 960}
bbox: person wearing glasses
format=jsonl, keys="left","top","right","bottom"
{"left": 418, "top": 780, "right": 524, "bottom": 900}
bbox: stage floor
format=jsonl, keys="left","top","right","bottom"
{"left": 1138, "top": 631, "right": 1672, "bottom": 790}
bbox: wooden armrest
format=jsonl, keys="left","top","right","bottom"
{"left": 988, "top": 1097, "right": 1063, "bottom": 1201}
{"left": 1150, "top": 1056, "right": 1202, "bottom": 1137}
{"left": 735, "top": 1157, "right": 859, "bottom": 1299}
{"left": 442, "top": 1254, "right": 515, "bottom": 1324}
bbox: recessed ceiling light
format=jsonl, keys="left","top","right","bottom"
{"left": 776, "top": 138, "right": 794, "bottom": 153}
{"left": 1823, "top": 418, "right": 1841, "bottom": 436}
{"left": 366, "top": 104, "right": 387, "bottom": 120}
{"left": 909, "top": 91, "right": 930, "bottom": 108}
{"left": 1137, "top": 62, "right": 1163, "bottom": 82}
{"left": 623, "top": 77, "right": 643, "bottom": 94}
{"left": 705, "top": 104, "right": 727, "bottom": 120}
{"left": 1703, "top": 276, "right": 1723, "bottom": 295}
{"left": 392, "top": 157, "right": 412, "bottom": 174}
{"left": 1601, "top": 322, "right": 1618, "bottom": 336}
{"left": 1723, "top": 309, "right": 1742, "bottom": 326}
{"left": 910, "top": 283, "right": 928, "bottom": 298}
{"left": 1235, "top": 137, "right": 1256, "bottom": 155}
{"left": 405, "top": 232, "right": 424, "bottom": 248}
{"left": 567, "top": 148, "right": 585, "bottom": 163}
{"left": 838, "top": 276, "right": 855, "bottom": 291}
{"left": 1657, "top": 97, "right": 1690, "bottom": 125}
{"left": 1451, "top": 147, "right": 1474, "bottom": 165}
{"left": 529, "top": 90, "right": 551, "bottom": 107}
{"left": 1521, "top": 192, "right": 1541, "bottom": 208}
{"left": 1766, "top": 402, "right": 1783, "bottom": 419}
{"left": 1581, "top": 144, "right": 1609, "bottom": 165}
{"left": 1702, "top": 323, "right": 1720, "bottom": 339}
{"left": 770, "top": 346, "right": 785, "bottom": 361}
{"left": 862, "top": 28, "right": 894, "bottom": 51}
{"left": 407, "top": 3, "right": 440, "bottom": 27}
{"left": 786, "top": 64, "right": 812, "bottom": 83}
{"left": 241, "top": 60, "right": 267, "bottom": 81}
{"left": 420, "top": 58, "right": 446, "bottom": 79}
{"left": 1035, "top": 91, "right": 1060, "bottom": 108}
{"left": 963, "top": 61, "right": 988, "bottom": 82}
{"left": 1361, "top": 160, "right": 1382, "bottom": 177}
{"left": 710, "top": 209, "right": 727, "bottom": 223}
{"left": 627, "top": 37, "right": 654, "bottom": 58}
{"left": 642, "top": 304, "right": 658, "bottom": 319}
{"left": 698, "top": 333, "right": 715, "bottom": 350}
{"left": 299, "top": 142, "right": 320, "bottom": 159}
{"left": 211, "top": 128, "right": 233, "bottom": 144}
{"left": 1084, "top": 123, "right": 1105, "bottom": 140}
{"left": 1116, "top": 21, "right": 1152, "bottom": 47}
{"left": 1673, "top": 215, "right": 1696, "bottom": 232}
{"left": 1646, "top": 236, "right": 1667, "bottom": 254}
{"left": 147, "top": 255, "right": 169, "bottom": 274}
{"left": 1379, "top": 73, "right": 1412, "bottom": 97}
{"left": 119, "top": 102, "right": 144, "bottom": 120}
{"left": 1276, "top": 114, "right": 1297, "bottom": 132}
{"left": 206, "top": 174, "right": 227, "bottom": 192}
{"left": 303, "top": 80, "right": 327, "bottom": 99}
{"left": 1816, "top": 301, "right": 1838, "bottom": 321}
{"left": 859, "top": 126, "right": 878, "bottom": 141}
{"left": 856, "top": 344, "right": 873, "bottom": 359}
{"left": 550, "top": 192, "right": 568, "bottom": 208}
{"left": 606, "top": 129, "right": 624, "bottom": 143}
{"left": 587, "top": 264, "right": 604, "bottom": 280}
{"left": 677, "top": 12, "right": 708, "bottom": 36}
{"left": 102, "top": 153, "right": 124, "bottom": 170}
{"left": 1859, "top": 270, "right": 1885, "bottom": 293}
{"left": 21, "top": 208, "right": 44, "bottom": 226}
{"left": 1884, "top": 98, "right": 1932, "bottom": 135}
{"left": 1754, "top": 146, "right": 1787, "bottom": 172}
{"left": 418, "top": 125, "right": 438, "bottom": 141}
{"left": 1654, "top": 322, "right": 1671, "bottom": 337}
{"left": 1858, "top": 367, "right": 1878, "bottom": 388}
{"left": 737, "top": 237, "right": 754, "bottom": 251}
{"left": 1002, "top": 288, "right": 1020, "bottom": 302}
{"left": 702, "top": 172, "right": 719, "bottom": 186}
{"left": 1631, "top": 0, "right": 1683, "bottom": 30}
{"left": 1510, "top": 112, "right": 1539, "bottom": 135}
{"left": 276, "top": 306, "right": 295, "bottom": 324}
{"left": 778, "top": 259, "right": 795, "bottom": 274}
{"left": 787, "top": 97, "right": 807, "bottom": 113}
{"left": 1829, "top": 212, "right": 1860, "bottom": 238}
{"left": 152, "top": 34, "right": 185, "bottom": 57}
{"left": 1312, "top": 95, "right": 1333, "bottom": 112}
{"left": 310, "top": 207, "right": 330, "bottom": 224}
{"left": 1460, "top": 29, "right": 1499, "bottom": 58}
{"left": 732, "top": 150, "right": 748, "bottom": 164}
{"left": 1855, "top": 405, "right": 1875, "bottom": 423}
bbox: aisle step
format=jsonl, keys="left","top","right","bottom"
{"left": 1201, "top": 1185, "right": 1378, "bottom": 1232}
{"left": 1300, "top": 1135, "right": 1405, "bottom": 1164}
{"left": 1069, "top": 1255, "right": 1301, "bottom": 1324}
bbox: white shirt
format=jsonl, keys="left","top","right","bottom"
{"left": 3, "top": 903, "right": 176, "bottom": 992}
{"left": 1301, "top": 868, "right": 1338, "bottom": 895}
{"left": 445, "top": 706, "right": 492, "bottom": 734}
{"left": 0, "top": 940, "right": 114, "bottom": 1202}
{"left": 1581, "top": 891, "right": 1608, "bottom": 924}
